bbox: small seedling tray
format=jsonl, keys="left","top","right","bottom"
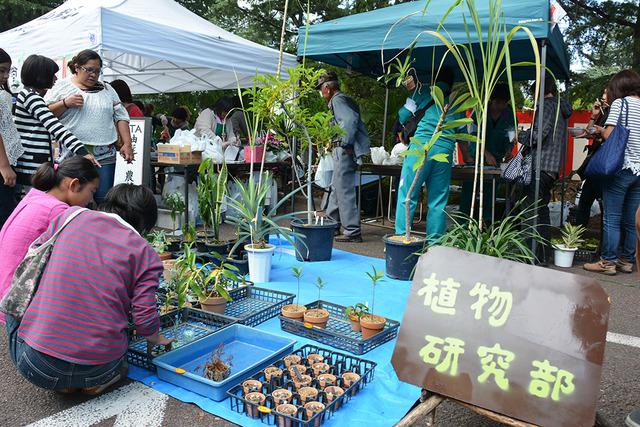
{"left": 127, "top": 307, "right": 237, "bottom": 371}
{"left": 227, "top": 344, "right": 376, "bottom": 426}
{"left": 279, "top": 300, "right": 400, "bottom": 355}
{"left": 153, "top": 325, "right": 296, "bottom": 401}
{"left": 221, "top": 287, "right": 295, "bottom": 327}
{"left": 574, "top": 247, "right": 599, "bottom": 263}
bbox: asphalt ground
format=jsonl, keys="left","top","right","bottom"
{"left": 1, "top": 221, "right": 638, "bottom": 426}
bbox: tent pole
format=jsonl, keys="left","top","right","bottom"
{"left": 381, "top": 86, "right": 389, "bottom": 147}
{"left": 532, "top": 42, "right": 547, "bottom": 260}
{"left": 559, "top": 79, "right": 572, "bottom": 227}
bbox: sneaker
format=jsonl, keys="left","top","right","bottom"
{"left": 616, "top": 259, "right": 634, "bottom": 274}
{"left": 583, "top": 259, "right": 617, "bottom": 276}
{"left": 626, "top": 409, "right": 640, "bottom": 427}
{"left": 335, "top": 234, "right": 363, "bottom": 243}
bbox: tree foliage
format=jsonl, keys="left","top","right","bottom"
{"left": 0, "top": 0, "right": 63, "bottom": 33}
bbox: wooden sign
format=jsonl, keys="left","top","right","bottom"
{"left": 392, "top": 246, "right": 610, "bottom": 427}
{"left": 114, "top": 118, "right": 151, "bottom": 187}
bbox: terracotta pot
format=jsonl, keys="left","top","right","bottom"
{"left": 158, "top": 251, "right": 173, "bottom": 261}
{"left": 271, "top": 388, "right": 292, "bottom": 405}
{"left": 283, "top": 355, "right": 301, "bottom": 369}
{"left": 348, "top": 315, "right": 361, "bottom": 332}
{"left": 264, "top": 366, "right": 283, "bottom": 382}
{"left": 162, "top": 259, "right": 177, "bottom": 282}
{"left": 360, "top": 314, "right": 386, "bottom": 340}
{"left": 245, "top": 392, "right": 266, "bottom": 418}
{"left": 323, "top": 386, "right": 344, "bottom": 409}
{"left": 281, "top": 304, "right": 307, "bottom": 320}
{"left": 199, "top": 296, "right": 227, "bottom": 314}
{"left": 298, "top": 386, "right": 319, "bottom": 404}
{"left": 317, "top": 373, "right": 336, "bottom": 388}
{"left": 275, "top": 403, "right": 298, "bottom": 427}
{"left": 303, "top": 309, "right": 329, "bottom": 329}
{"left": 342, "top": 372, "right": 361, "bottom": 395}
{"left": 304, "top": 401, "right": 325, "bottom": 426}
{"left": 311, "top": 362, "right": 330, "bottom": 377}
{"left": 289, "top": 364, "right": 307, "bottom": 376}
{"left": 306, "top": 353, "right": 325, "bottom": 365}
{"left": 292, "top": 374, "right": 312, "bottom": 390}
{"left": 242, "top": 379, "right": 263, "bottom": 395}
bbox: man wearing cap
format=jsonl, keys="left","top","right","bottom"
{"left": 318, "top": 71, "right": 370, "bottom": 243}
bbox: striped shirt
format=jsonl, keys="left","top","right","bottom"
{"left": 606, "top": 96, "right": 640, "bottom": 175}
{"left": 19, "top": 207, "right": 162, "bottom": 365}
{"left": 14, "top": 89, "right": 87, "bottom": 181}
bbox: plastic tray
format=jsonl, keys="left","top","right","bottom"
{"left": 227, "top": 344, "right": 377, "bottom": 426}
{"left": 127, "top": 307, "right": 237, "bottom": 371}
{"left": 574, "top": 247, "right": 599, "bottom": 263}
{"left": 279, "top": 300, "right": 400, "bottom": 355}
{"left": 153, "top": 325, "right": 296, "bottom": 401}
{"left": 223, "top": 286, "right": 295, "bottom": 327}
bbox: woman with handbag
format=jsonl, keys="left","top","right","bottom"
{"left": 45, "top": 49, "right": 133, "bottom": 204}
{"left": 584, "top": 70, "right": 640, "bottom": 275}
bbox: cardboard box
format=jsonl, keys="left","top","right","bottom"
{"left": 157, "top": 144, "right": 202, "bottom": 165}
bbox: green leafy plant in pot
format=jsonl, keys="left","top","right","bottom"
{"left": 197, "top": 158, "right": 230, "bottom": 254}
{"left": 553, "top": 223, "right": 585, "bottom": 268}
{"left": 164, "top": 192, "right": 185, "bottom": 250}
{"left": 303, "top": 277, "right": 329, "bottom": 329}
{"left": 281, "top": 266, "right": 307, "bottom": 320}
{"left": 360, "top": 266, "right": 386, "bottom": 339}
{"left": 344, "top": 303, "right": 369, "bottom": 332}
{"left": 147, "top": 230, "right": 172, "bottom": 261}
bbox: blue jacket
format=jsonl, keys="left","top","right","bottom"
{"left": 329, "top": 92, "right": 371, "bottom": 159}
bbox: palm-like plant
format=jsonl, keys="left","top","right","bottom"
{"left": 197, "top": 159, "right": 228, "bottom": 243}
{"left": 164, "top": 192, "right": 185, "bottom": 236}
{"left": 559, "top": 223, "right": 586, "bottom": 249}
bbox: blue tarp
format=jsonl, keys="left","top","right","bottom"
{"left": 298, "top": 0, "right": 571, "bottom": 81}
{"left": 129, "top": 240, "right": 420, "bottom": 426}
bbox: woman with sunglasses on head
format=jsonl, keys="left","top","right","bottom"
{"left": 45, "top": 49, "right": 133, "bottom": 204}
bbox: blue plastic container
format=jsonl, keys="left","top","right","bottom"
{"left": 153, "top": 324, "right": 296, "bottom": 401}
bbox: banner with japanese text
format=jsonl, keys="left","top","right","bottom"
{"left": 114, "top": 117, "right": 151, "bottom": 187}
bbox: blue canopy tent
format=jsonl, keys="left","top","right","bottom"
{"left": 298, "top": 0, "right": 572, "bottom": 254}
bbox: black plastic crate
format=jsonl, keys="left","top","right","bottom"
{"left": 279, "top": 301, "right": 400, "bottom": 355}
{"left": 574, "top": 247, "right": 599, "bottom": 263}
{"left": 127, "top": 307, "right": 236, "bottom": 371}
{"left": 224, "top": 286, "right": 295, "bottom": 327}
{"left": 227, "top": 344, "right": 376, "bottom": 426}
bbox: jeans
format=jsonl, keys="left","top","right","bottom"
{"left": 602, "top": 169, "right": 640, "bottom": 262}
{"left": 524, "top": 171, "right": 556, "bottom": 262}
{"left": 575, "top": 178, "right": 602, "bottom": 227}
{"left": 94, "top": 162, "right": 116, "bottom": 205}
{"left": 6, "top": 315, "right": 125, "bottom": 391}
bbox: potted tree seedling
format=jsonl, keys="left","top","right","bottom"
{"left": 182, "top": 224, "right": 197, "bottom": 246}
{"left": 553, "top": 223, "right": 586, "bottom": 268}
{"left": 344, "top": 303, "right": 369, "bottom": 332}
{"left": 188, "top": 262, "right": 235, "bottom": 314}
{"left": 281, "top": 266, "right": 307, "bottom": 320}
{"left": 203, "top": 343, "right": 233, "bottom": 382}
{"left": 164, "top": 192, "right": 185, "bottom": 251}
{"left": 303, "top": 277, "right": 329, "bottom": 329}
{"left": 197, "top": 158, "right": 231, "bottom": 254}
{"left": 147, "top": 230, "right": 172, "bottom": 261}
{"left": 360, "top": 266, "right": 386, "bottom": 339}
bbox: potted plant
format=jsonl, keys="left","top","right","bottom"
{"left": 203, "top": 343, "right": 232, "bottom": 382}
{"left": 197, "top": 159, "right": 231, "bottom": 254}
{"left": 344, "top": 303, "right": 369, "bottom": 332}
{"left": 553, "top": 223, "right": 586, "bottom": 268}
{"left": 182, "top": 223, "right": 197, "bottom": 246}
{"left": 360, "top": 266, "right": 386, "bottom": 339}
{"left": 164, "top": 192, "right": 185, "bottom": 251}
{"left": 303, "top": 277, "right": 329, "bottom": 329}
{"left": 281, "top": 266, "right": 307, "bottom": 319}
{"left": 147, "top": 230, "right": 172, "bottom": 261}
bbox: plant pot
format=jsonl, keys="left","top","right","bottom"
{"left": 323, "top": 386, "right": 344, "bottom": 409}
{"left": 382, "top": 234, "right": 426, "bottom": 281}
{"left": 298, "top": 386, "right": 319, "bottom": 404}
{"left": 264, "top": 366, "right": 283, "bottom": 383}
{"left": 292, "top": 374, "right": 312, "bottom": 390}
{"left": 196, "top": 239, "right": 209, "bottom": 253}
{"left": 304, "top": 401, "right": 325, "bottom": 426}
{"left": 244, "top": 145, "right": 265, "bottom": 163}
{"left": 360, "top": 314, "right": 386, "bottom": 340}
{"left": 158, "top": 251, "right": 173, "bottom": 261}
{"left": 303, "top": 309, "right": 330, "bottom": 329}
{"left": 341, "top": 372, "right": 361, "bottom": 396}
{"left": 553, "top": 245, "right": 578, "bottom": 268}
{"left": 275, "top": 403, "right": 298, "bottom": 427}
{"left": 242, "top": 379, "right": 263, "bottom": 395}
{"left": 291, "top": 218, "right": 338, "bottom": 262}
{"left": 205, "top": 364, "right": 230, "bottom": 382}
{"left": 347, "top": 315, "right": 361, "bottom": 332}
{"left": 290, "top": 364, "right": 308, "bottom": 376}
{"left": 311, "top": 362, "right": 330, "bottom": 376}
{"left": 306, "top": 353, "right": 324, "bottom": 365}
{"left": 245, "top": 243, "right": 276, "bottom": 283}
{"left": 271, "top": 388, "right": 292, "bottom": 405}
{"left": 281, "top": 304, "right": 307, "bottom": 320}
{"left": 225, "top": 251, "right": 249, "bottom": 276}
{"left": 205, "top": 240, "right": 233, "bottom": 257}
{"left": 167, "top": 238, "right": 181, "bottom": 252}
{"left": 245, "top": 392, "right": 266, "bottom": 418}
{"left": 162, "top": 259, "right": 177, "bottom": 282}
{"left": 199, "top": 296, "right": 228, "bottom": 314}
{"left": 283, "top": 355, "right": 301, "bottom": 369}
{"left": 317, "top": 373, "right": 336, "bottom": 388}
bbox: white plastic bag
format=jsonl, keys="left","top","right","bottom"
{"left": 202, "top": 135, "right": 224, "bottom": 163}
{"left": 315, "top": 154, "right": 334, "bottom": 189}
{"left": 548, "top": 201, "right": 571, "bottom": 227}
{"left": 370, "top": 146, "right": 390, "bottom": 165}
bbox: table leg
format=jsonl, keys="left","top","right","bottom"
{"left": 492, "top": 177, "right": 496, "bottom": 224}
{"left": 184, "top": 166, "right": 189, "bottom": 227}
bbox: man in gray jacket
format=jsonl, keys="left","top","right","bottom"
{"left": 318, "top": 71, "right": 371, "bottom": 242}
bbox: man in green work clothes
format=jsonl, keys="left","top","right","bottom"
{"left": 394, "top": 68, "right": 464, "bottom": 243}
{"left": 459, "top": 83, "right": 515, "bottom": 221}
{"left": 396, "top": 70, "right": 433, "bottom": 138}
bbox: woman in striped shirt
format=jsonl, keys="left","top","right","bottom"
{"left": 14, "top": 55, "right": 98, "bottom": 186}
{"left": 6, "top": 184, "right": 172, "bottom": 395}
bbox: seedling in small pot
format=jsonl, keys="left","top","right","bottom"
{"left": 164, "top": 192, "right": 185, "bottom": 239}
{"left": 281, "top": 266, "right": 307, "bottom": 320}
{"left": 360, "top": 266, "right": 387, "bottom": 339}
{"left": 344, "top": 303, "right": 369, "bottom": 332}
{"left": 203, "top": 343, "right": 233, "bottom": 382}
{"left": 147, "top": 230, "right": 172, "bottom": 260}
{"left": 182, "top": 224, "right": 197, "bottom": 245}
{"left": 303, "top": 277, "right": 329, "bottom": 328}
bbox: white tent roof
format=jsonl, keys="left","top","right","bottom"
{"left": 0, "top": 0, "right": 298, "bottom": 93}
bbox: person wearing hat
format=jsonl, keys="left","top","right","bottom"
{"left": 318, "top": 71, "right": 371, "bottom": 243}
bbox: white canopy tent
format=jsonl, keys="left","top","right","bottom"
{"left": 0, "top": 0, "right": 297, "bottom": 93}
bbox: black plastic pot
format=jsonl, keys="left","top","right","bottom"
{"left": 227, "top": 252, "right": 249, "bottom": 276}
{"left": 167, "top": 239, "right": 181, "bottom": 252}
{"left": 196, "top": 239, "right": 208, "bottom": 253}
{"left": 204, "top": 240, "right": 235, "bottom": 257}
{"left": 291, "top": 218, "right": 338, "bottom": 262}
{"left": 383, "top": 234, "right": 426, "bottom": 281}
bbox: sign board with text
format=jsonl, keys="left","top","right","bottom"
{"left": 391, "top": 247, "right": 610, "bottom": 427}
{"left": 114, "top": 118, "right": 151, "bottom": 187}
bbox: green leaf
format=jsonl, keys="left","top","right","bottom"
{"left": 442, "top": 118, "right": 473, "bottom": 130}
{"left": 454, "top": 97, "right": 480, "bottom": 114}
{"left": 412, "top": 154, "right": 426, "bottom": 171}
{"left": 430, "top": 153, "right": 449, "bottom": 163}
{"left": 400, "top": 148, "right": 423, "bottom": 158}
{"left": 448, "top": 133, "right": 478, "bottom": 142}
{"left": 431, "top": 85, "right": 444, "bottom": 109}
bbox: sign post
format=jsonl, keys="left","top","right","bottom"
{"left": 392, "top": 246, "right": 610, "bottom": 427}
{"left": 114, "top": 118, "right": 152, "bottom": 187}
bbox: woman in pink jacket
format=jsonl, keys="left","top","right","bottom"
{"left": 0, "top": 156, "right": 99, "bottom": 322}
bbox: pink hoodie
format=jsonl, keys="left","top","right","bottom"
{"left": 0, "top": 189, "right": 68, "bottom": 322}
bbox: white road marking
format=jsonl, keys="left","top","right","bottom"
{"left": 27, "top": 382, "right": 168, "bottom": 427}
{"left": 607, "top": 332, "right": 640, "bottom": 349}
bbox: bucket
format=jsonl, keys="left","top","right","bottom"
{"left": 383, "top": 234, "right": 426, "bottom": 280}
{"left": 244, "top": 146, "right": 265, "bottom": 163}
{"left": 246, "top": 244, "right": 276, "bottom": 283}
{"left": 553, "top": 245, "right": 577, "bottom": 268}
{"left": 291, "top": 218, "right": 338, "bottom": 262}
